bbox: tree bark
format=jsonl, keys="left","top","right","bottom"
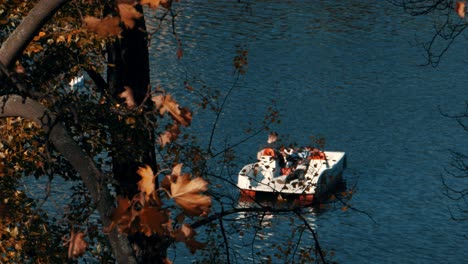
{"left": 107, "top": 5, "right": 168, "bottom": 263}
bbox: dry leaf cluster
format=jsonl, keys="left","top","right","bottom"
{"left": 84, "top": 0, "right": 174, "bottom": 36}
{"left": 104, "top": 164, "right": 210, "bottom": 253}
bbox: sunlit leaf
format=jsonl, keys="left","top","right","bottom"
{"left": 168, "top": 170, "right": 211, "bottom": 216}
{"left": 152, "top": 95, "right": 192, "bottom": 126}
{"left": 119, "top": 86, "right": 136, "bottom": 108}
{"left": 67, "top": 231, "right": 88, "bottom": 259}
{"left": 118, "top": 3, "right": 142, "bottom": 29}
{"left": 456, "top": 2, "right": 466, "bottom": 18}
{"left": 32, "top": 31, "right": 45, "bottom": 41}
{"left": 140, "top": 0, "right": 161, "bottom": 9}
{"left": 137, "top": 165, "right": 155, "bottom": 199}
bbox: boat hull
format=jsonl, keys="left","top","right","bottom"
{"left": 237, "top": 151, "right": 346, "bottom": 203}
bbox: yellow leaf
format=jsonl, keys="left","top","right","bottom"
{"left": 137, "top": 165, "right": 155, "bottom": 199}
{"left": 118, "top": 3, "right": 143, "bottom": 29}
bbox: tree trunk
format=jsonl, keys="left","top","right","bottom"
{"left": 107, "top": 5, "right": 170, "bottom": 263}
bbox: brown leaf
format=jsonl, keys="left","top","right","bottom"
{"left": 174, "top": 224, "right": 194, "bottom": 242}
{"left": 118, "top": 3, "right": 143, "bottom": 29}
{"left": 67, "top": 231, "right": 88, "bottom": 259}
{"left": 169, "top": 171, "right": 211, "bottom": 216}
{"left": 153, "top": 95, "right": 192, "bottom": 126}
{"left": 104, "top": 196, "right": 131, "bottom": 233}
{"left": 138, "top": 204, "right": 169, "bottom": 236}
{"left": 83, "top": 16, "right": 121, "bottom": 36}
{"left": 137, "top": 165, "right": 155, "bottom": 199}
{"left": 185, "top": 239, "right": 206, "bottom": 254}
{"left": 119, "top": 86, "right": 136, "bottom": 108}
{"left": 456, "top": 2, "right": 466, "bottom": 18}
{"left": 156, "top": 131, "right": 169, "bottom": 147}
{"left": 174, "top": 224, "right": 206, "bottom": 253}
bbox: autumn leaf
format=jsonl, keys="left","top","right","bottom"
{"left": 118, "top": 3, "right": 143, "bottom": 29}
{"left": 137, "top": 165, "right": 155, "bottom": 199}
{"left": 32, "top": 31, "right": 46, "bottom": 41}
{"left": 456, "top": 2, "right": 466, "bottom": 18}
{"left": 158, "top": 131, "right": 172, "bottom": 147}
{"left": 174, "top": 224, "right": 206, "bottom": 253}
{"left": 141, "top": 0, "right": 162, "bottom": 9}
{"left": 119, "top": 86, "right": 136, "bottom": 108}
{"left": 158, "top": 124, "right": 181, "bottom": 147}
{"left": 104, "top": 196, "right": 131, "bottom": 233}
{"left": 172, "top": 163, "right": 183, "bottom": 176}
{"left": 138, "top": 204, "right": 169, "bottom": 236}
{"left": 83, "top": 16, "right": 121, "bottom": 36}
{"left": 152, "top": 95, "right": 192, "bottom": 126}
{"left": 168, "top": 169, "right": 211, "bottom": 216}
{"left": 67, "top": 231, "right": 88, "bottom": 259}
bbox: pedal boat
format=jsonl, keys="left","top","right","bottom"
{"left": 237, "top": 150, "right": 346, "bottom": 203}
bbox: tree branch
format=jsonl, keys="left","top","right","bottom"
{"left": 0, "top": 94, "right": 137, "bottom": 263}
{"left": 0, "top": 0, "right": 70, "bottom": 68}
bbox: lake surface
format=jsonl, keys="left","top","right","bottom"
{"left": 148, "top": 0, "right": 468, "bottom": 263}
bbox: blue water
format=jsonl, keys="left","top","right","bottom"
{"left": 149, "top": 0, "right": 468, "bottom": 263}
{"left": 21, "top": 0, "right": 468, "bottom": 262}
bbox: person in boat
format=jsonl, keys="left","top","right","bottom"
{"left": 257, "top": 132, "right": 285, "bottom": 168}
{"left": 283, "top": 147, "right": 314, "bottom": 183}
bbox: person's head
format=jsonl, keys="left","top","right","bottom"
{"left": 267, "top": 132, "right": 278, "bottom": 144}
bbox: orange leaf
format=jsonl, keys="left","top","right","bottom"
{"left": 138, "top": 204, "right": 169, "bottom": 236}
{"left": 152, "top": 95, "right": 192, "bottom": 126}
{"left": 118, "top": 3, "right": 143, "bottom": 29}
{"left": 456, "top": 2, "right": 466, "bottom": 18}
{"left": 141, "top": 0, "right": 161, "bottom": 9}
{"left": 169, "top": 169, "right": 211, "bottom": 216}
{"left": 67, "top": 231, "right": 88, "bottom": 259}
{"left": 83, "top": 16, "right": 121, "bottom": 36}
{"left": 137, "top": 165, "right": 155, "bottom": 199}
{"left": 33, "top": 31, "right": 46, "bottom": 41}
{"left": 119, "top": 86, "right": 136, "bottom": 108}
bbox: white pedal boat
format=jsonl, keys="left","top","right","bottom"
{"left": 238, "top": 150, "right": 346, "bottom": 203}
